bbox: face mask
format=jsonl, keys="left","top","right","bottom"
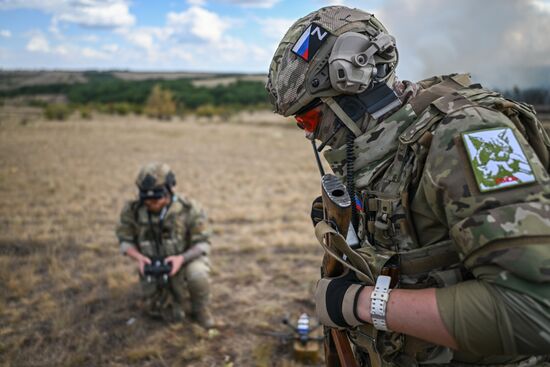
{"left": 314, "top": 105, "right": 347, "bottom": 148}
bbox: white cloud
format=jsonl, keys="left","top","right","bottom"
{"left": 117, "top": 27, "right": 165, "bottom": 54}
{"left": 82, "top": 47, "right": 109, "bottom": 59}
{"left": 56, "top": 1, "right": 135, "bottom": 28}
{"left": 168, "top": 47, "right": 194, "bottom": 62}
{"left": 322, "top": 0, "right": 346, "bottom": 5}
{"left": 167, "top": 6, "right": 230, "bottom": 42}
{"left": 83, "top": 35, "right": 99, "bottom": 43}
{"left": 376, "top": 0, "right": 550, "bottom": 88}
{"left": 187, "top": 0, "right": 206, "bottom": 5}
{"left": 533, "top": 0, "right": 550, "bottom": 13}
{"left": 102, "top": 43, "right": 119, "bottom": 53}
{"left": 26, "top": 33, "right": 50, "bottom": 52}
{"left": 24, "top": 31, "right": 105, "bottom": 58}
{"left": 125, "top": 31, "right": 154, "bottom": 50}
{"left": 48, "top": 19, "right": 61, "bottom": 36}
{"left": 220, "top": 0, "right": 280, "bottom": 8}
{"left": 208, "top": 35, "right": 268, "bottom": 62}
{"left": 54, "top": 45, "right": 68, "bottom": 55}
{"left": 261, "top": 18, "right": 295, "bottom": 40}
{"left": 148, "top": 34, "right": 271, "bottom": 71}
{"left": 0, "top": 29, "right": 12, "bottom": 38}
{"left": 103, "top": 5, "right": 272, "bottom": 70}
{"left": 0, "top": 0, "right": 135, "bottom": 28}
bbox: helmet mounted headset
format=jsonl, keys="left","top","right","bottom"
{"left": 266, "top": 6, "right": 402, "bottom": 138}
{"left": 135, "top": 163, "right": 176, "bottom": 201}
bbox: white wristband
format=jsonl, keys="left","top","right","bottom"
{"left": 370, "top": 275, "right": 392, "bottom": 331}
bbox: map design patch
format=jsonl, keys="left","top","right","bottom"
{"left": 462, "top": 127, "right": 536, "bottom": 192}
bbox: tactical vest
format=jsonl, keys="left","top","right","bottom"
{"left": 133, "top": 196, "right": 193, "bottom": 258}
{"left": 321, "top": 74, "right": 550, "bottom": 366}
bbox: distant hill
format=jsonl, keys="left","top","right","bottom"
{"left": 0, "top": 70, "right": 267, "bottom": 91}
{"left": 0, "top": 70, "right": 270, "bottom": 110}
{"left": 0, "top": 70, "right": 88, "bottom": 91}
{"left": 1, "top": 70, "right": 548, "bottom": 117}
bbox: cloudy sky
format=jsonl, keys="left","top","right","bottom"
{"left": 1, "top": 0, "right": 549, "bottom": 88}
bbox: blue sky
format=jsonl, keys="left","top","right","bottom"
{"left": 1, "top": 0, "right": 550, "bottom": 88}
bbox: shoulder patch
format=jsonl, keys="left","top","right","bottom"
{"left": 292, "top": 23, "right": 329, "bottom": 62}
{"left": 462, "top": 127, "right": 536, "bottom": 192}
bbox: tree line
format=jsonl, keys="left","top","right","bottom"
{"left": 1, "top": 71, "right": 270, "bottom": 120}
{"left": 500, "top": 86, "right": 550, "bottom": 106}
{"left": 2, "top": 71, "right": 549, "bottom": 121}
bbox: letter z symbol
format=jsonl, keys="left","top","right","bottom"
{"left": 311, "top": 26, "right": 327, "bottom": 41}
{"left": 292, "top": 23, "right": 329, "bottom": 61}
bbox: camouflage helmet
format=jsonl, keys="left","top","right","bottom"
{"left": 266, "top": 6, "right": 398, "bottom": 117}
{"left": 135, "top": 162, "right": 176, "bottom": 200}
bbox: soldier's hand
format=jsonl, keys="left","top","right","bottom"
{"left": 125, "top": 246, "right": 151, "bottom": 275}
{"left": 165, "top": 255, "right": 185, "bottom": 276}
{"left": 314, "top": 270, "right": 367, "bottom": 328}
{"left": 136, "top": 255, "right": 151, "bottom": 276}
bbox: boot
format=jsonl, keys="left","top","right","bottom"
{"left": 191, "top": 307, "right": 214, "bottom": 329}
{"left": 187, "top": 270, "right": 213, "bottom": 328}
{"left": 170, "top": 304, "right": 185, "bottom": 322}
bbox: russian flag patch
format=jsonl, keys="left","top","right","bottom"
{"left": 355, "top": 195, "right": 363, "bottom": 212}
{"left": 292, "top": 23, "right": 329, "bottom": 62}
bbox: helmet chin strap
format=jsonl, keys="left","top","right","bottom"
{"left": 321, "top": 96, "right": 362, "bottom": 137}
{"left": 322, "top": 80, "right": 402, "bottom": 138}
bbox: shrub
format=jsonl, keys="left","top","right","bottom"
{"left": 111, "top": 102, "right": 133, "bottom": 116}
{"left": 79, "top": 105, "right": 92, "bottom": 119}
{"left": 144, "top": 84, "right": 176, "bottom": 120}
{"left": 195, "top": 104, "right": 218, "bottom": 118}
{"left": 44, "top": 104, "right": 71, "bottom": 121}
{"left": 28, "top": 99, "right": 48, "bottom": 108}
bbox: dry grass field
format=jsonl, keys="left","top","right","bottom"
{"left": 1, "top": 107, "right": 549, "bottom": 367}
{"left": 0, "top": 111, "right": 327, "bottom": 367}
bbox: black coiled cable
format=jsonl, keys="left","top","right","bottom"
{"left": 346, "top": 130, "right": 358, "bottom": 231}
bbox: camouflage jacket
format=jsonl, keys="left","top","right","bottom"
{"left": 323, "top": 74, "right": 550, "bottom": 364}
{"left": 115, "top": 194, "right": 211, "bottom": 258}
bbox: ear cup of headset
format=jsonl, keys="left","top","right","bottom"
{"left": 328, "top": 32, "right": 377, "bottom": 94}
{"left": 328, "top": 31, "right": 397, "bottom": 95}
{"left": 166, "top": 171, "right": 176, "bottom": 188}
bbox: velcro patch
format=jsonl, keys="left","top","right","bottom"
{"left": 292, "top": 23, "right": 329, "bottom": 62}
{"left": 462, "top": 128, "right": 536, "bottom": 192}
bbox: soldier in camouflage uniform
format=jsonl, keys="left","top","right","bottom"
{"left": 116, "top": 162, "right": 214, "bottom": 328}
{"left": 267, "top": 6, "right": 550, "bottom": 366}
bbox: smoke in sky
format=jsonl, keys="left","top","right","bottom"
{"left": 375, "top": 0, "right": 550, "bottom": 89}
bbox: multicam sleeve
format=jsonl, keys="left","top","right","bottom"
{"left": 115, "top": 201, "right": 139, "bottom": 255}
{"left": 416, "top": 105, "right": 550, "bottom": 354}
{"left": 420, "top": 105, "right": 550, "bottom": 289}
{"left": 183, "top": 200, "right": 211, "bottom": 260}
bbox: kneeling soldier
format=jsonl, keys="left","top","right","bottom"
{"left": 116, "top": 162, "right": 214, "bottom": 328}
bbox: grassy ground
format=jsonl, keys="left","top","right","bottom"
{"left": 0, "top": 113, "right": 326, "bottom": 367}
{"left": 1, "top": 109, "right": 549, "bottom": 367}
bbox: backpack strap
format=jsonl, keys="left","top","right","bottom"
{"left": 410, "top": 73, "right": 471, "bottom": 115}
{"left": 493, "top": 100, "right": 550, "bottom": 171}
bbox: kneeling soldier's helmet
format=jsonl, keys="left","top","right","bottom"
{"left": 135, "top": 162, "right": 176, "bottom": 200}
{"left": 266, "top": 6, "right": 398, "bottom": 117}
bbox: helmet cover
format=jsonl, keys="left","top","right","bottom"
{"left": 135, "top": 162, "right": 176, "bottom": 199}
{"left": 266, "top": 6, "right": 397, "bottom": 116}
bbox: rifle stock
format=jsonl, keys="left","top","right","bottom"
{"left": 320, "top": 174, "right": 359, "bottom": 367}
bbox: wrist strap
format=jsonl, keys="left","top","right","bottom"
{"left": 370, "top": 275, "right": 392, "bottom": 331}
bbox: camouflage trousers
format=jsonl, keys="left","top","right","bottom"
{"left": 139, "top": 256, "right": 211, "bottom": 321}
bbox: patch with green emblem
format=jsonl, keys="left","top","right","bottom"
{"left": 462, "top": 127, "right": 536, "bottom": 192}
